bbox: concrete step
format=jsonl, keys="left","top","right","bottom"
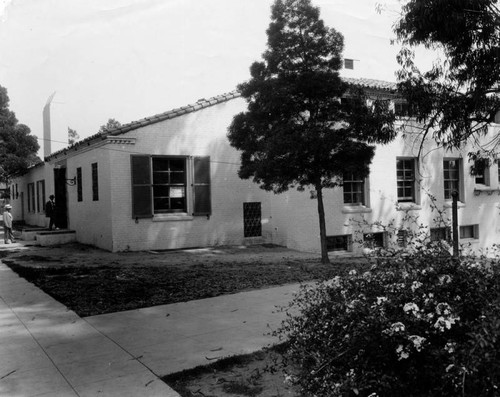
{"left": 35, "top": 230, "right": 77, "bottom": 246}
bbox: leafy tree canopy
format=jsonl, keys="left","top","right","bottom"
{"left": 0, "top": 85, "right": 40, "bottom": 183}
{"left": 228, "top": 0, "right": 396, "bottom": 262}
{"left": 395, "top": 0, "right": 500, "bottom": 150}
{"left": 68, "top": 127, "right": 79, "bottom": 145}
{"left": 98, "top": 118, "right": 121, "bottom": 134}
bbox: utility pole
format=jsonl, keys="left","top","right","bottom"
{"left": 452, "top": 190, "right": 459, "bottom": 258}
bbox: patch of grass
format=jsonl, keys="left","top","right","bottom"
{"left": 4, "top": 259, "right": 369, "bottom": 316}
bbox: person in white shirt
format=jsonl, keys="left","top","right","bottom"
{"left": 3, "top": 204, "right": 14, "bottom": 244}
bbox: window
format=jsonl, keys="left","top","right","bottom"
{"left": 394, "top": 101, "right": 412, "bottom": 117}
{"left": 152, "top": 157, "right": 186, "bottom": 213}
{"left": 344, "top": 58, "right": 354, "bottom": 69}
{"left": 36, "top": 180, "right": 45, "bottom": 212}
{"left": 460, "top": 224, "right": 479, "bottom": 240}
{"left": 27, "top": 183, "right": 35, "bottom": 213}
{"left": 92, "top": 163, "right": 98, "bottom": 201}
{"left": 397, "top": 158, "right": 417, "bottom": 202}
{"left": 443, "top": 159, "right": 461, "bottom": 200}
{"left": 77, "top": 167, "right": 82, "bottom": 202}
{"left": 472, "top": 159, "right": 490, "bottom": 186}
{"left": 326, "top": 235, "right": 352, "bottom": 252}
{"left": 364, "top": 232, "right": 386, "bottom": 249}
{"left": 131, "top": 155, "right": 211, "bottom": 218}
{"left": 343, "top": 173, "right": 366, "bottom": 205}
{"left": 243, "top": 202, "right": 262, "bottom": 237}
{"left": 430, "top": 227, "right": 451, "bottom": 242}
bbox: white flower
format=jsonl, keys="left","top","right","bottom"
{"left": 349, "top": 269, "right": 357, "bottom": 276}
{"left": 434, "top": 315, "right": 460, "bottom": 332}
{"left": 383, "top": 322, "right": 406, "bottom": 336}
{"left": 444, "top": 342, "right": 456, "bottom": 353}
{"left": 436, "top": 302, "right": 452, "bottom": 316}
{"left": 411, "top": 281, "right": 423, "bottom": 292}
{"left": 396, "top": 344, "right": 409, "bottom": 360}
{"left": 403, "top": 302, "right": 421, "bottom": 318}
{"left": 408, "top": 335, "right": 426, "bottom": 352}
{"left": 376, "top": 296, "right": 388, "bottom": 305}
{"left": 438, "top": 274, "right": 452, "bottom": 285}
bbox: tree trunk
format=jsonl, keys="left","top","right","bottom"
{"left": 315, "top": 184, "right": 330, "bottom": 264}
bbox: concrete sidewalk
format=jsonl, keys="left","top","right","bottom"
{"left": 0, "top": 258, "right": 302, "bottom": 396}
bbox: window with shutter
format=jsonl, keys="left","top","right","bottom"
{"left": 193, "top": 156, "right": 211, "bottom": 216}
{"left": 131, "top": 155, "right": 152, "bottom": 218}
{"left": 131, "top": 155, "right": 211, "bottom": 219}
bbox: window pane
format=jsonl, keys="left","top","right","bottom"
{"left": 152, "top": 157, "right": 186, "bottom": 213}
{"left": 170, "top": 172, "right": 185, "bottom": 184}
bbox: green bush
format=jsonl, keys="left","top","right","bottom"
{"left": 275, "top": 244, "right": 500, "bottom": 396}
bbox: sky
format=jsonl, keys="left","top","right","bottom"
{"left": 0, "top": 0, "right": 436, "bottom": 157}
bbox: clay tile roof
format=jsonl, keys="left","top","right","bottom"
{"left": 44, "top": 78, "right": 397, "bottom": 161}
{"left": 343, "top": 77, "right": 398, "bottom": 92}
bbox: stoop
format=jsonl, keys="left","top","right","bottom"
{"left": 35, "top": 230, "right": 76, "bottom": 246}
{"left": 20, "top": 227, "right": 49, "bottom": 241}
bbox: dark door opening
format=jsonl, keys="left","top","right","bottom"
{"left": 53, "top": 168, "right": 68, "bottom": 229}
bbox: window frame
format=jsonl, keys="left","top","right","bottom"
{"left": 92, "top": 163, "right": 99, "bottom": 201}
{"left": 77, "top": 167, "right": 82, "bottom": 202}
{"left": 326, "top": 234, "right": 352, "bottom": 252}
{"left": 343, "top": 172, "right": 367, "bottom": 206}
{"left": 459, "top": 224, "right": 479, "bottom": 240}
{"left": 130, "top": 155, "right": 211, "bottom": 219}
{"left": 430, "top": 226, "right": 451, "bottom": 242}
{"left": 443, "top": 158, "right": 462, "bottom": 200}
{"left": 27, "top": 183, "right": 35, "bottom": 213}
{"left": 152, "top": 156, "right": 188, "bottom": 214}
{"left": 396, "top": 157, "right": 418, "bottom": 203}
{"left": 36, "top": 180, "right": 45, "bottom": 213}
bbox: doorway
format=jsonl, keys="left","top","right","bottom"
{"left": 53, "top": 168, "right": 68, "bottom": 229}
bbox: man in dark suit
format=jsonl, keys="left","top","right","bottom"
{"left": 45, "top": 195, "right": 57, "bottom": 230}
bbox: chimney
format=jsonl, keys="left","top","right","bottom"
{"left": 43, "top": 92, "right": 56, "bottom": 159}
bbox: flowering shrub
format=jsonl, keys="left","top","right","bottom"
{"left": 275, "top": 246, "right": 500, "bottom": 396}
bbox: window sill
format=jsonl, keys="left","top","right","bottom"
{"left": 443, "top": 201, "right": 466, "bottom": 209}
{"left": 473, "top": 187, "right": 500, "bottom": 196}
{"left": 396, "top": 203, "right": 421, "bottom": 211}
{"left": 342, "top": 206, "right": 372, "bottom": 214}
{"left": 152, "top": 213, "right": 194, "bottom": 222}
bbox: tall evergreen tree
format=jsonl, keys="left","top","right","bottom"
{"left": 0, "top": 85, "right": 40, "bottom": 184}
{"left": 228, "top": 0, "right": 396, "bottom": 263}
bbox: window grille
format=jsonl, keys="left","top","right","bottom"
{"left": 243, "top": 202, "right": 262, "bottom": 237}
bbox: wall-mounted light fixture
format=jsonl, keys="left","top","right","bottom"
{"left": 66, "top": 177, "right": 77, "bottom": 186}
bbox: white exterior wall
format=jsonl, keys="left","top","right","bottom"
{"left": 63, "top": 146, "right": 113, "bottom": 250}
{"left": 10, "top": 164, "right": 54, "bottom": 227}
{"left": 107, "top": 97, "right": 278, "bottom": 252}
{"left": 11, "top": 97, "right": 500, "bottom": 255}
{"left": 269, "top": 122, "right": 500, "bottom": 255}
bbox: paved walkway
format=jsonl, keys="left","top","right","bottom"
{"left": 0, "top": 252, "right": 302, "bottom": 396}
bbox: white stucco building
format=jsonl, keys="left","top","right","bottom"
{"left": 9, "top": 77, "right": 500, "bottom": 254}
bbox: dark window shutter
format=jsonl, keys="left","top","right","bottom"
{"left": 193, "top": 156, "right": 211, "bottom": 216}
{"left": 131, "top": 155, "right": 152, "bottom": 218}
